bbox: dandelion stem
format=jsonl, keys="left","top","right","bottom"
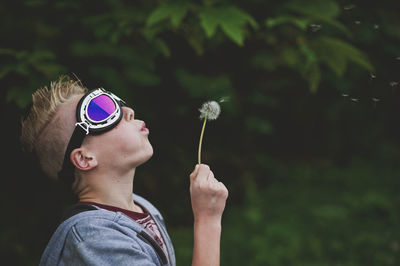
{"left": 198, "top": 117, "right": 207, "bottom": 164}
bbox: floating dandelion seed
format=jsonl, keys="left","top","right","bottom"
{"left": 343, "top": 4, "right": 356, "bottom": 10}
{"left": 351, "top": 98, "right": 359, "bottom": 102}
{"left": 390, "top": 81, "right": 399, "bottom": 87}
{"left": 309, "top": 24, "right": 322, "bottom": 32}
{"left": 218, "top": 96, "right": 230, "bottom": 103}
{"left": 372, "top": 98, "right": 380, "bottom": 107}
{"left": 373, "top": 24, "right": 379, "bottom": 29}
{"left": 342, "top": 94, "right": 349, "bottom": 97}
{"left": 355, "top": 20, "right": 361, "bottom": 25}
{"left": 197, "top": 101, "right": 221, "bottom": 164}
{"left": 372, "top": 98, "right": 380, "bottom": 102}
{"left": 370, "top": 73, "right": 376, "bottom": 79}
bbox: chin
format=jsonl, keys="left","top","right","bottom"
{"left": 136, "top": 146, "right": 154, "bottom": 167}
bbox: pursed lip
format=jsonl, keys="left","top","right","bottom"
{"left": 140, "top": 122, "right": 148, "bottom": 132}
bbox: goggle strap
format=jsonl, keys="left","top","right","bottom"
{"left": 75, "top": 121, "right": 90, "bottom": 135}
{"left": 58, "top": 124, "right": 87, "bottom": 186}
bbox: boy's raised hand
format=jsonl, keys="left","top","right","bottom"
{"left": 189, "top": 164, "right": 228, "bottom": 223}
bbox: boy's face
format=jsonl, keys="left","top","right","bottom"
{"left": 57, "top": 94, "right": 153, "bottom": 176}
{"left": 82, "top": 105, "right": 153, "bottom": 172}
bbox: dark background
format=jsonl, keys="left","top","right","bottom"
{"left": 1, "top": 0, "right": 400, "bottom": 265}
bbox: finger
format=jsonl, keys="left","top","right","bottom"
{"left": 190, "top": 164, "right": 200, "bottom": 181}
{"left": 217, "top": 182, "right": 229, "bottom": 198}
{"left": 207, "top": 171, "right": 218, "bottom": 183}
{"left": 196, "top": 164, "right": 210, "bottom": 182}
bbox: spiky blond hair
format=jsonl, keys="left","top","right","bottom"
{"left": 21, "top": 75, "right": 88, "bottom": 180}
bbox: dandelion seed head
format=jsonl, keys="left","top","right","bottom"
{"left": 199, "top": 101, "right": 221, "bottom": 120}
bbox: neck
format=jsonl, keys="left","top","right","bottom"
{"left": 78, "top": 167, "right": 140, "bottom": 212}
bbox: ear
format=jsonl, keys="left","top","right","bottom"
{"left": 70, "top": 148, "right": 98, "bottom": 171}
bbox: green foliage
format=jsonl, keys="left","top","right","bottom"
{"left": 285, "top": 0, "right": 341, "bottom": 18}
{"left": 146, "top": 3, "right": 189, "bottom": 28}
{"left": 168, "top": 160, "right": 400, "bottom": 265}
{"left": 0, "top": 0, "right": 382, "bottom": 103}
{"left": 198, "top": 6, "right": 258, "bottom": 46}
{"left": 313, "top": 36, "right": 374, "bottom": 76}
{"left": 266, "top": 16, "right": 309, "bottom": 31}
{"left": 221, "top": 160, "right": 400, "bottom": 265}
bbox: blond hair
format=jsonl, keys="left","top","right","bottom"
{"left": 21, "top": 75, "right": 88, "bottom": 181}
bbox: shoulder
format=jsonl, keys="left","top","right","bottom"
{"left": 40, "top": 210, "right": 150, "bottom": 266}
{"left": 65, "top": 209, "right": 142, "bottom": 242}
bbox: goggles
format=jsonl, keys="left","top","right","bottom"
{"left": 58, "top": 88, "right": 126, "bottom": 185}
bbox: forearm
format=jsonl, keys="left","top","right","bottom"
{"left": 192, "top": 218, "right": 222, "bottom": 266}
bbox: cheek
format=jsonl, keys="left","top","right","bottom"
{"left": 111, "top": 127, "right": 146, "bottom": 154}
{"left": 120, "top": 135, "right": 142, "bottom": 153}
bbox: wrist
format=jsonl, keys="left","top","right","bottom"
{"left": 194, "top": 216, "right": 222, "bottom": 229}
{"left": 192, "top": 216, "right": 222, "bottom": 266}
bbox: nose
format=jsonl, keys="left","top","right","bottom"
{"left": 123, "top": 107, "right": 135, "bottom": 121}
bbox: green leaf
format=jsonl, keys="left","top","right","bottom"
{"left": 282, "top": 0, "right": 351, "bottom": 37}
{"left": 198, "top": 6, "right": 258, "bottom": 46}
{"left": 299, "top": 42, "right": 317, "bottom": 64}
{"left": 154, "top": 38, "right": 171, "bottom": 57}
{"left": 220, "top": 21, "right": 245, "bottom": 46}
{"left": 0, "top": 62, "right": 26, "bottom": 79}
{"left": 313, "top": 36, "right": 374, "bottom": 75}
{"left": 186, "top": 33, "right": 205, "bottom": 56}
{"left": 266, "top": 16, "right": 309, "bottom": 30}
{"left": 303, "top": 61, "right": 321, "bottom": 93}
{"left": 26, "top": 50, "right": 66, "bottom": 77}
{"left": 146, "top": 3, "right": 189, "bottom": 28}
{"left": 284, "top": 0, "right": 340, "bottom": 19}
{"left": 198, "top": 8, "right": 221, "bottom": 37}
{"left": 6, "top": 86, "right": 33, "bottom": 108}
{"left": 317, "top": 18, "right": 352, "bottom": 38}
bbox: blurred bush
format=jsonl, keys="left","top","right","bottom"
{"left": 170, "top": 159, "right": 400, "bottom": 265}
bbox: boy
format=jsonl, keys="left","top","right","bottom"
{"left": 20, "top": 76, "right": 228, "bottom": 266}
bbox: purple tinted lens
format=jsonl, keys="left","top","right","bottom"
{"left": 87, "top": 95, "right": 116, "bottom": 121}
